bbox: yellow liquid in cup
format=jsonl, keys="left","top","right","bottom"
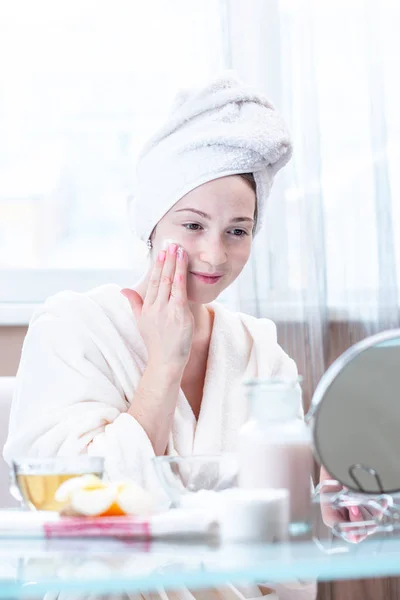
{"left": 16, "top": 472, "right": 102, "bottom": 511}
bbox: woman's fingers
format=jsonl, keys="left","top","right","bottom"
{"left": 144, "top": 248, "right": 167, "bottom": 306}
{"left": 142, "top": 242, "right": 188, "bottom": 308}
{"left": 320, "top": 501, "right": 348, "bottom": 528}
{"left": 348, "top": 505, "right": 367, "bottom": 522}
{"left": 322, "top": 496, "right": 389, "bottom": 544}
{"left": 344, "top": 501, "right": 388, "bottom": 543}
{"left": 319, "top": 466, "right": 390, "bottom": 544}
{"left": 157, "top": 243, "right": 178, "bottom": 304}
{"left": 170, "top": 246, "right": 188, "bottom": 303}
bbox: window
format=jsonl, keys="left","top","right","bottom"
{"left": 0, "top": 0, "right": 228, "bottom": 306}
{"left": 2, "top": 0, "right": 400, "bottom": 323}
{"left": 280, "top": 0, "right": 400, "bottom": 310}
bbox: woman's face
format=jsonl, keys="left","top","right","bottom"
{"left": 150, "top": 175, "right": 256, "bottom": 304}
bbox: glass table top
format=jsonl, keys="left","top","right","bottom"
{"left": 1, "top": 508, "right": 400, "bottom": 598}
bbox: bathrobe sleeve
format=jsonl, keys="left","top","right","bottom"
{"left": 239, "top": 312, "right": 305, "bottom": 419}
{"left": 2, "top": 287, "right": 164, "bottom": 497}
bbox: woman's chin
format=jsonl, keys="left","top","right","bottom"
{"left": 186, "top": 274, "right": 230, "bottom": 304}
{"left": 187, "top": 286, "right": 221, "bottom": 305}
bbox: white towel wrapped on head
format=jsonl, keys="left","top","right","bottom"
{"left": 130, "top": 71, "right": 293, "bottom": 244}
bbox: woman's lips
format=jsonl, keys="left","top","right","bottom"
{"left": 190, "top": 272, "right": 223, "bottom": 285}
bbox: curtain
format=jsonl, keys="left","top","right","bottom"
{"left": 222, "top": 2, "right": 400, "bottom": 597}
{"left": 225, "top": 0, "right": 400, "bottom": 600}
{"left": 221, "top": 0, "right": 400, "bottom": 411}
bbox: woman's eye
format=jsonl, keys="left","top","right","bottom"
{"left": 182, "top": 223, "right": 248, "bottom": 236}
{"left": 231, "top": 228, "right": 248, "bottom": 237}
{"left": 184, "top": 223, "right": 202, "bottom": 231}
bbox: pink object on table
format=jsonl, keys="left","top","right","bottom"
{"left": 44, "top": 516, "right": 151, "bottom": 538}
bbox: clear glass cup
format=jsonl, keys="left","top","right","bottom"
{"left": 10, "top": 456, "right": 104, "bottom": 511}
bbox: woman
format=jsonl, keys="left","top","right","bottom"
{"left": 4, "top": 73, "right": 317, "bottom": 599}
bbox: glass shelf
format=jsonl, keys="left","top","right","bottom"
{"left": 0, "top": 509, "right": 399, "bottom": 598}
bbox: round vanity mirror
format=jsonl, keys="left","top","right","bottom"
{"left": 308, "top": 329, "right": 400, "bottom": 494}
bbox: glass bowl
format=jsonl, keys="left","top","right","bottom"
{"left": 152, "top": 454, "right": 238, "bottom": 508}
{"left": 10, "top": 456, "right": 104, "bottom": 511}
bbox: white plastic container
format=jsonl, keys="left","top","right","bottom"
{"left": 218, "top": 488, "right": 289, "bottom": 543}
{"left": 238, "top": 378, "right": 313, "bottom": 533}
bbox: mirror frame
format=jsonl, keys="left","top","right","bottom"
{"left": 307, "top": 328, "right": 400, "bottom": 492}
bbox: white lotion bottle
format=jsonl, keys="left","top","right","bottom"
{"left": 238, "top": 378, "right": 313, "bottom": 534}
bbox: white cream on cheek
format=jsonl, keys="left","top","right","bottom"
{"left": 161, "top": 237, "right": 181, "bottom": 251}
{"left": 158, "top": 237, "right": 193, "bottom": 268}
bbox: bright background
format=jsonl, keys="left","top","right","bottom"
{"left": 1, "top": 0, "right": 399, "bottom": 328}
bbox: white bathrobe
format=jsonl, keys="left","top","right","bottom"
{"left": 3, "top": 284, "right": 316, "bottom": 600}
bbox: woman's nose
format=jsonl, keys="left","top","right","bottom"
{"left": 198, "top": 237, "right": 228, "bottom": 266}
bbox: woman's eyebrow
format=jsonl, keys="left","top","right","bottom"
{"left": 175, "top": 208, "right": 210, "bottom": 219}
{"left": 175, "top": 208, "right": 254, "bottom": 223}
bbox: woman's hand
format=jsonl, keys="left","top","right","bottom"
{"left": 122, "top": 243, "right": 194, "bottom": 373}
{"left": 319, "top": 465, "right": 389, "bottom": 543}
